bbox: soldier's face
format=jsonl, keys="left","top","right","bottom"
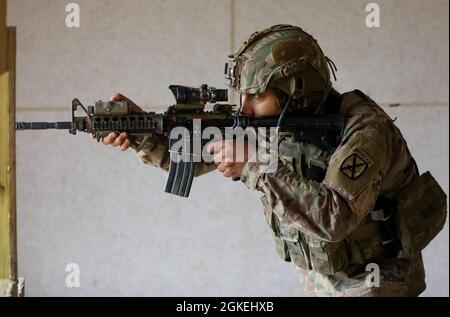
{"left": 240, "top": 88, "right": 282, "bottom": 117}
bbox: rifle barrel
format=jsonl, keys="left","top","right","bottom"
{"left": 16, "top": 121, "right": 72, "bottom": 130}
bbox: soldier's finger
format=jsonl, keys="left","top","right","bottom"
{"left": 110, "top": 93, "right": 126, "bottom": 102}
{"left": 119, "top": 132, "right": 128, "bottom": 140}
{"left": 112, "top": 132, "right": 128, "bottom": 146}
{"left": 213, "top": 152, "right": 221, "bottom": 164}
{"left": 206, "top": 143, "right": 212, "bottom": 154}
{"left": 120, "top": 139, "right": 131, "bottom": 151}
{"left": 207, "top": 141, "right": 224, "bottom": 155}
{"left": 102, "top": 132, "right": 118, "bottom": 145}
{"left": 222, "top": 161, "right": 234, "bottom": 168}
{"left": 217, "top": 163, "right": 226, "bottom": 173}
{"left": 222, "top": 168, "right": 233, "bottom": 178}
{"left": 110, "top": 94, "right": 143, "bottom": 112}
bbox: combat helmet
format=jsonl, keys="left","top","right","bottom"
{"left": 225, "top": 24, "right": 337, "bottom": 114}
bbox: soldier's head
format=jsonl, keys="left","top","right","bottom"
{"left": 225, "top": 24, "right": 336, "bottom": 116}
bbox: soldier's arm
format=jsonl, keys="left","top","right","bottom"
{"left": 240, "top": 121, "right": 389, "bottom": 242}
{"left": 132, "top": 135, "right": 217, "bottom": 176}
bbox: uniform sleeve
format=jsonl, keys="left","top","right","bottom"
{"left": 240, "top": 123, "right": 388, "bottom": 242}
{"left": 132, "top": 135, "right": 217, "bottom": 177}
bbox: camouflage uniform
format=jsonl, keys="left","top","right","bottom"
{"left": 133, "top": 24, "right": 446, "bottom": 297}
{"left": 240, "top": 89, "right": 426, "bottom": 297}
{"left": 134, "top": 90, "right": 427, "bottom": 296}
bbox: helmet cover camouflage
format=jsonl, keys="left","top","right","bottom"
{"left": 225, "top": 24, "right": 336, "bottom": 112}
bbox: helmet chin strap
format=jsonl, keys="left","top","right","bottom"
{"left": 238, "top": 93, "right": 243, "bottom": 113}
{"left": 276, "top": 94, "right": 291, "bottom": 130}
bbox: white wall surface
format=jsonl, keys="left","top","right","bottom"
{"left": 7, "top": 0, "right": 448, "bottom": 296}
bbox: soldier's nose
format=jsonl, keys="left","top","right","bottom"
{"left": 240, "top": 94, "right": 254, "bottom": 116}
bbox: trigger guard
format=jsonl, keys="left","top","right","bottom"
{"left": 134, "top": 135, "right": 151, "bottom": 152}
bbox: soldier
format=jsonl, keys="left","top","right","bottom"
{"left": 99, "top": 25, "right": 446, "bottom": 297}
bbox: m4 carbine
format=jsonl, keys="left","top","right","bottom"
{"left": 16, "top": 84, "right": 345, "bottom": 197}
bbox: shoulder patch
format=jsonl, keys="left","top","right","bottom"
{"left": 339, "top": 148, "right": 373, "bottom": 180}
{"left": 323, "top": 127, "right": 385, "bottom": 201}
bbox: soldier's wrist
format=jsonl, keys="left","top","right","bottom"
{"left": 240, "top": 161, "right": 264, "bottom": 191}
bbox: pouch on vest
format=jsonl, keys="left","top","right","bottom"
{"left": 260, "top": 195, "right": 291, "bottom": 262}
{"left": 279, "top": 222, "right": 311, "bottom": 268}
{"left": 302, "top": 234, "right": 349, "bottom": 275}
{"left": 261, "top": 194, "right": 349, "bottom": 274}
{"left": 395, "top": 171, "right": 447, "bottom": 258}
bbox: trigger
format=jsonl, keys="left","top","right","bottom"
{"left": 135, "top": 135, "right": 151, "bottom": 152}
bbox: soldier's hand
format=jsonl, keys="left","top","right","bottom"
{"left": 101, "top": 131, "right": 131, "bottom": 151}
{"left": 207, "top": 139, "right": 251, "bottom": 178}
{"left": 94, "top": 93, "right": 144, "bottom": 151}
{"left": 110, "top": 93, "right": 144, "bottom": 113}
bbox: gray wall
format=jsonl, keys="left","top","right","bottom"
{"left": 7, "top": 0, "right": 448, "bottom": 296}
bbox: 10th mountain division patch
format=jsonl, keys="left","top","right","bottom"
{"left": 339, "top": 149, "right": 372, "bottom": 180}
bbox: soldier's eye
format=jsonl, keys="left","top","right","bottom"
{"left": 253, "top": 94, "right": 263, "bottom": 101}
{"left": 255, "top": 94, "right": 265, "bottom": 101}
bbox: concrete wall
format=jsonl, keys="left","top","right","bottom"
{"left": 7, "top": 0, "right": 448, "bottom": 296}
